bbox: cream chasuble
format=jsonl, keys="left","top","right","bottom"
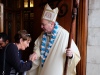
{"left": 26, "top": 26, "right": 80, "bottom": 75}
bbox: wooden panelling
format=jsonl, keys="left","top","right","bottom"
{"left": 76, "top": 0, "right": 88, "bottom": 75}
{"left": 0, "top": 3, "right": 3, "bottom": 32}
{"left": 57, "top": 0, "right": 72, "bottom": 32}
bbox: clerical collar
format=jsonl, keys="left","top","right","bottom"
{"left": 47, "top": 33, "right": 52, "bottom": 36}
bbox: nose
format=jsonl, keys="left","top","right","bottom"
{"left": 27, "top": 44, "right": 29, "bottom": 47}
{"left": 41, "top": 25, "right": 43, "bottom": 29}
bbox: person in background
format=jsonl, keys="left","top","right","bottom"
{"left": 0, "top": 32, "right": 9, "bottom": 74}
{"left": 26, "top": 4, "right": 81, "bottom": 75}
{"left": 0, "top": 30, "right": 36, "bottom": 75}
{"left": 0, "top": 32, "right": 9, "bottom": 50}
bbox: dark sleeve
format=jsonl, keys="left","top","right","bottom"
{"left": 6, "top": 43, "right": 32, "bottom": 72}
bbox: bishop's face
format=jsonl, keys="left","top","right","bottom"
{"left": 41, "top": 19, "right": 54, "bottom": 33}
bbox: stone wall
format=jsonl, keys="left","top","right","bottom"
{"left": 87, "top": 0, "right": 100, "bottom": 75}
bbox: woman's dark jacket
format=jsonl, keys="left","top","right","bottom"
{"left": 0, "top": 43, "right": 32, "bottom": 75}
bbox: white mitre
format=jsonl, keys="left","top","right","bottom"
{"left": 41, "top": 4, "right": 59, "bottom": 22}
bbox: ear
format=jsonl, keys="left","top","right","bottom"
{"left": 19, "top": 38, "right": 23, "bottom": 43}
{"left": 6, "top": 40, "right": 9, "bottom": 44}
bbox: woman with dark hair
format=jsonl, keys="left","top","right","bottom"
{"left": 0, "top": 30, "right": 36, "bottom": 75}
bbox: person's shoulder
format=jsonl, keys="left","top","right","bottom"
{"left": 37, "top": 31, "right": 44, "bottom": 39}
{"left": 7, "top": 43, "right": 17, "bottom": 48}
{"left": 59, "top": 26, "right": 69, "bottom": 35}
{"left": 8, "top": 43, "right": 15, "bottom": 46}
